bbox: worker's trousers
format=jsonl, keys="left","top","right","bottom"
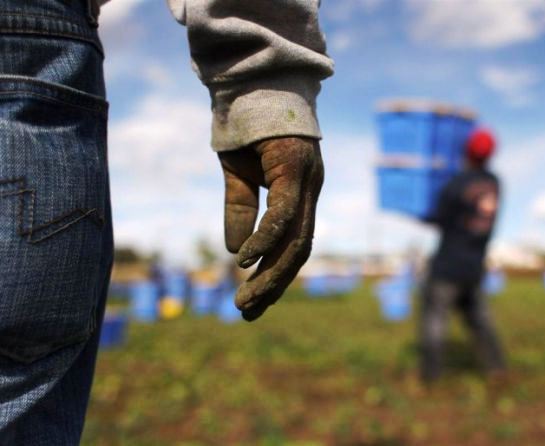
{"left": 0, "top": 1, "right": 113, "bottom": 444}
{"left": 420, "top": 277, "right": 505, "bottom": 382}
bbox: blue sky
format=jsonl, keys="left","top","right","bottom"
{"left": 99, "top": 0, "right": 545, "bottom": 265}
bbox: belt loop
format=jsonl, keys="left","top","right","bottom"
{"left": 86, "top": 0, "right": 100, "bottom": 28}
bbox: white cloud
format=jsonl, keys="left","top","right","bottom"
{"left": 360, "top": 0, "right": 384, "bottom": 12}
{"left": 523, "top": 193, "right": 545, "bottom": 255}
{"left": 314, "top": 133, "right": 436, "bottom": 256}
{"left": 98, "top": 0, "right": 148, "bottom": 59}
{"left": 109, "top": 95, "right": 213, "bottom": 181}
{"left": 492, "top": 132, "right": 545, "bottom": 247}
{"left": 112, "top": 196, "right": 227, "bottom": 266}
{"left": 531, "top": 192, "right": 545, "bottom": 221}
{"left": 108, "top": 93, "right": 226, "bottom": 265}
{"left": 480, "top": 65, "right": 540, "bottom": 107}
{"left": 407, "top": 0, "right": 545, "bottom": 48}
{"left": 98, "top": 1, "right": 194, "bottom": 91}
{"left": 99, "top": 0, "right": 146, "bottom": 29}
{"left": 494, "top": 133, "right": 545, "bottom": 185}
{"left": 330, "top": 31, "right": 354, "bottom": 52}
{"left": 141, "top": 64, "right": 176, "bottom": 89}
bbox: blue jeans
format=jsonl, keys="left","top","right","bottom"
{"left": 0, "top": 1, "right": 113, "bottom": 444}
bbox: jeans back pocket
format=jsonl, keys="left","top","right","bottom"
{"left": 0, "top": 76, "right": 109, "bottom": 364}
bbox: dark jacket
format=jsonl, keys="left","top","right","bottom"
{"left": 427, "top": 168, "right": 500, "bottom": 284}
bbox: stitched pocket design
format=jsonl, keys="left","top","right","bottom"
{"left": 0, "top": 177, "right": 104, "bottom": 244}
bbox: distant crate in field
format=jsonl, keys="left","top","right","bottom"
{"left": 375, "top": 99, "right": 476, "bottom": 218}
{"left": 163, "top": 271, "right": 190, "bottom": 302}
{"left": 99, "top": 312, "right": 128, "bottom": 349}
{"left": 217, "top": 289, "right": 241, "bottom": 323}
{"left": 130, "top": 281, "right": 159, "bottom": 322}
{"left": 374, "top": 273, "right": 414, "bottom": 322}
{"left": 303, "top": 273, "right": 361, "bottom": 297}
{"left": 482, "top": 269, "right": 506, "bottom": 296}
{"left": 190, "top": 282, "right": 221, "bottom": 316}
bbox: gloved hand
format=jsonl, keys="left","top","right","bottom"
{"left": 218, "top": 137, "right": 324, "bottom": 321}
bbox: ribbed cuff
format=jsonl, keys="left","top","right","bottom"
{"left": 209, "top": 73, "right": 323, "bottom": 151}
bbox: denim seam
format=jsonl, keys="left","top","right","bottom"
{"left": 0, "top": 90, "right": 107, "bottom": 115}
{"left": 0, "top": 74, "right": 108, "bottom": 114}
{"left": 0, "top": 11, "right": 103, "bottom": 55}
{"left": 0, "top": 177, "right": 105, "bottom": 244}
{"left": 0, "top": 28, "right": 103, "bottom": 55}
{"left": 0, "top": 10, "right": 95, "bottom": 25}
{"left": 0, "top": 74, "right": 108, "bottom": 105}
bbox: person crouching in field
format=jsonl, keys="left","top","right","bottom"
{"left": 420, "top": 128, "right": 506, "bottom": 383}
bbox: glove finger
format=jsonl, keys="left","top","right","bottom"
{"left": 223, "top": 168, "right": 259, "bottom": 254}
{"left": 236, "top": 171, "right": 303, "bottom": 268}
{"left": 236, "top": 148, "right": 323, "bottom": 320}
{"left": 239, "top": 182, "right": 318, "bottom": 320}
{"left": 236, "top": 139, "right": 312, "bottom": 268}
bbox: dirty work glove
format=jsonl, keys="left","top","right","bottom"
{"left": 218, "top": 137, "right": 324, "bottom": 321}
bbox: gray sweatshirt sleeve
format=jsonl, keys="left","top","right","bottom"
{"left": 167, "top": 0, "right": 334, "bottom": 151}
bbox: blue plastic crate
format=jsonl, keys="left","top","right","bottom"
{"left": 191, "top": 283, "right": 221, "bottom": 316}
{"left": 450, "top": 116, "right": 476, "bottom": 170}
{"left": 303, "top": 275, "right": 330, "bottom": 297}
{"left": 375, "top": 105, "right": 477, "bottom": 218}
{"left": 327, "top": 275, "right": 361, "bottom": 294}
{"left": 434, "top": 114, "right": 458, "bottom": 168}
{"left": 217, "top": 289, "right": 241, "bottom": 323}
{"left": 374, "top": 279, "right": 412, "bottom": 322}
{"left": 130, "top": 281, "right": 159, "bottom": 322}
{"left": 373, "top": 265, "right": 416, "bottom": 323}
{"left": 377, "top": 107, "right": 476, "bottom": 171}
{"left": 99, "top": 313, "right": 128, "bottom": 349}
{"left": 164, "top": 272, "right": 189, "bottom": 302}
{"left": 482, "top": 270, "right": 506, "bottom": 296}
{"left": 303, "top": 274, "right": 361, "bottom": 297}
{"left": 377, "top": 167, "right": 452, "bottom": 218}
{"left": 377, "top": 111, "right": 437, "bottom": 158}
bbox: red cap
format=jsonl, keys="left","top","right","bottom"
{"left": 466, "top": 128, "right": 496, "bottom": 163}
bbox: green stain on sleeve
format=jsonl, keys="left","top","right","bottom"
{"left": 287, "top": 109, "right": 296, "bottom": 122}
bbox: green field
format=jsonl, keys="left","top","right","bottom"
{"left": 82, "top": 278, "right": 545, "bottom": 446}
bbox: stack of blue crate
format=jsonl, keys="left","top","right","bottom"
{"left": 376, "top": 100, "right": 476, "bottom": 218}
